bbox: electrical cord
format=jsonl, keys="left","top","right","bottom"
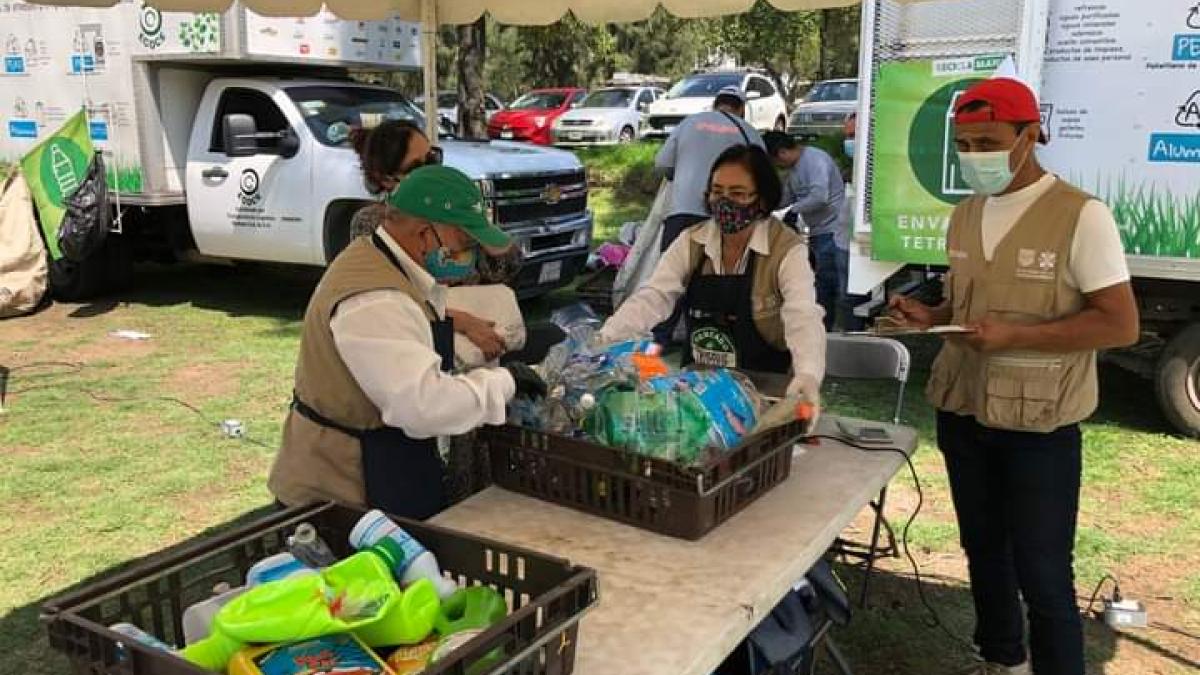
{"left": 1083, "top": 574, "right": 1121, "bottom": 619}
{"left": 810, "top": 434, "right": 977, "bottom": 653}
{"left": 3, "top": 374, "right": 275, "bottom": 450}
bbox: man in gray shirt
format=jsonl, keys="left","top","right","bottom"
{"left": 652, "top": 86, "right": 765, "bottom": 343}
{"left": 656, "top": 86, "right": 766, "bottom": 249}
{"left": 765, "top": 131, "right": 847, "bottom": 330}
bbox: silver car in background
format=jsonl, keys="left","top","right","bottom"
{"left": 552, "top": 86, "right": 663, "bottom": 146}
{"left": 788, "top": 78, "right": 858, "bottom": 139}
{"left": 416, "top": 91, "right": 506, "bottom": 134}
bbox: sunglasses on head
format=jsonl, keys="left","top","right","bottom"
{"left": 399, "top": 147, "right": 443, "bottom": 175}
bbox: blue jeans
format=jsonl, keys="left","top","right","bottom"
{"left": 808, "top": 233, "right": 848, "bottom": 331}
{"left": 938, "top": 412, "right": 1084, "bottom": 675}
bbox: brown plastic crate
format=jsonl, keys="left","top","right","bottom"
{"left": 41, "top": 502, "right": 597, "bottom": 675}
{"left": 482, "top": 420, "right": 806, "bottom": 540}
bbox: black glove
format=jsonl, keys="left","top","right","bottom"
{"left": 505, "top": 362, "right": 548, "bottom": 399}
{"left": 782, "top": 209, "right": 799, "bottom": 228}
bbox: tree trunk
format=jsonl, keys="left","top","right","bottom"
{"left": 818, "top": 9, "right": 829, "bottom": 80}
{"left": 457, "top": 18, "right": 487, "bottom": 138}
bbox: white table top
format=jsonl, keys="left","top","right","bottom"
{"left": 433, "top": 416, "right": 917, "bottom": 675}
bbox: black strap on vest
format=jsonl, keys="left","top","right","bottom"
{"left": 371, "top": 231, "right": 441, "bottom": 319}
{"left": 291, "top": 394, "right": 367, "bottom": 438}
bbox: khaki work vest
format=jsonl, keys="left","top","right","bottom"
{"left": 688, "top": 217, "right": 803, "bottom": 352}
{"left": 268, "top": 236, "right": 436, "bottom": 508}
{"left": 926, "top": 179, "right": 1099, "bottom": 433}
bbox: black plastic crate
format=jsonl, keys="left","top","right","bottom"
{"left": 574, "top": 268, "right": 617, "bottom": 316}
{"left": 482, "top": 420, "right": 806, "bottom": 540}
{"left": 41, "top": 502, "right": 597, "bottom": 675}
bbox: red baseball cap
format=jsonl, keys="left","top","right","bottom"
{"left": 954, "top": 77, "right": 1047, "bottom": 143}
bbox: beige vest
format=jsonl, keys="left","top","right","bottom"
{"left": 926, "top": 179, "right": 1099, "bottom": 432}
{"left": 268, "top": 237, "right": 435, "bottom": 508}
{"left": 688, "top": 217, "right": 803, "bottom": 351}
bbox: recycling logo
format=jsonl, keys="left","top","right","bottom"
{"left": 1189, "top": 3, "right": 1200, "bottom": 30}
{"left": 138, "top": 3, "right": 165, "bottom": 50}
{"left": 909, "top": 78, "right": 987, "bottom": 205}
{"left": 238, "top": 168, "right": 262, "bottom": 207}
{"left": 38, "top": 137, "right": 89, "bottom": 208}
{"left": 1179, "top": 91, "right": 1200, "bottom": 129}
{"left": 690, "top": 326, "right": 738, "bottom": 368}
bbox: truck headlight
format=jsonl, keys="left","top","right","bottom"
{"left": 475, "top": 179, "right": 496, "bottom": 224}
{"left": 533, "top": 116, "right": 547, "bottom": 128}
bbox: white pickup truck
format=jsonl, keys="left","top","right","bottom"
{"left": 0, "top": 1, "right": 592, "bottom": 299}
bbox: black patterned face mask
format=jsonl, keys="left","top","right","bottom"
{"left": 711, "top": 197, "right": 760, "bottom": 234}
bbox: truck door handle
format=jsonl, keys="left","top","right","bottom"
{"left": 202, "top": 167, "right": 228, "bottom": 179}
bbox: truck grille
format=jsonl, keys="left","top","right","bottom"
{"left": 649, "top": 115, "right": 685, "bottom": 130}
{"left": 560, "top": 119, "right": 592, "bottom": 127}
{"left": 491, "top": 170, "right": 588, "bottom": 225}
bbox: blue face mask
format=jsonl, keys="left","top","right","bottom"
{"left": 843, "top": 138, "right": 855, "bottom": 159}
{"left": 423, "top": 227, "right": 478, "bottom": 282}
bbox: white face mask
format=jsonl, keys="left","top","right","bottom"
{"left": 957, "top": 137, "right": 1030, "bottom": 196}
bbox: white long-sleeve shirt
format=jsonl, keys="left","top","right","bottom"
{"left": 329, "top": 229, "right": 515, "bottom": 439}
{"left": 599, "top": 219, "right": 826, "bottom": 399}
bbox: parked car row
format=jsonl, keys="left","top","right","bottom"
{"left": 429, "top": 71, "right": 859, "bottom": 149}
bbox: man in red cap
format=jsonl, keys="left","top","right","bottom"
{"left": 889, "top": 78, "right": 1139, "bottom": 674}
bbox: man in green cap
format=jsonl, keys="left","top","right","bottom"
{"left": 269, "top": 165, "right": 546, "bottom": 518}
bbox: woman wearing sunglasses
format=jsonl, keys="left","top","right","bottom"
{"left": 349, "top": 120, "right": 520, "bottom": 361}
{"left": 598, "top": 144, "right": 827, "bottom": 408}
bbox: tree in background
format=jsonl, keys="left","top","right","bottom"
{"left": 457, "top": 17, "right": 488, "bottom": 137}
{"left": 381, "top": 3, "right": 861, "bottom": 115}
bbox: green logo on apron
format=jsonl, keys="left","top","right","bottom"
{"left": 691, "top": 326, "right": 738, "bottom": 368}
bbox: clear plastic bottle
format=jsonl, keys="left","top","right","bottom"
{"left": 110, "top": 623, "right": 175, "bottom": 659}
{"left": 287, "top": 522, "right": 337, "bottom": 568}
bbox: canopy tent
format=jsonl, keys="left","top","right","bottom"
{"left": 30, "top": 0, "right": 870, "bottom": 137}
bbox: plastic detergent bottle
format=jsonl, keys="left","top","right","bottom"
{"left": 182, "top": 582, "right": 247, "bottom": 645}
{"left": 349, "top": 510, "right": 459, "bottom": 600}
{"left": 245, "top": 552, "right": 317, "bottom": 587}
{"left": 434, "top": 586, "right": 507, "bottom": 636}
{"left": 287, "top": 522, "right": 337, "bottom": 568}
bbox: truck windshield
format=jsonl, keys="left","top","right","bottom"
{"left": 666, "top": 73, "right": 742, "bottom": 99}
{"left": 805, "top": 81, "right": 858, "bottom": 103}
{"left": 287, "top": 85, "right": 429, "bottom": 146}
{"left": 509, "top": 92, "right": 569, "bottom": 110}
{"left": 580, "top": 89, "right": 634, "bottom": 108}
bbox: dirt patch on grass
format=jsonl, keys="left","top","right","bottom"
{"left": 0, "top": 445, "right": 42, "bottom": 457}
{"left": 167, "top": 362, "right": 240, "bottom": 400}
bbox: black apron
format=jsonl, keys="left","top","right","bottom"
{"left": 293, "top": 233, "right": 455, "bottom": 520}
{"left": 682, "top": 250, "right": 792, "bottom": 375}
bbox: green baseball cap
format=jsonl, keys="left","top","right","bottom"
{"left": 387, "top": 165, "right": 510, "bottom": 248}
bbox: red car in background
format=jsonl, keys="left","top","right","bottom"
{"left": 488, "top": 88, "right": 586, "bottom": 145}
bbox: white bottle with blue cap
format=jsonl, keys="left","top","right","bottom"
{"left": 349, "top": 509, "right": 459, "bottom": 599}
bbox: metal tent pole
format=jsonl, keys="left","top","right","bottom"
{"left": 420, "top": 0, "right": 439, "bottom": 140}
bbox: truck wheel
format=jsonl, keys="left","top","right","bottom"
{"left": 1156, "top": 323, "right": 1200, "bottom": 438}
{"left": 618, "top": 126, "right": 636, "bottom": 143}
{"left": 49, "top": 252, "right": 107, "bottom": 302}
{"left": 103, "top": 233, "right": 135, "bottom": 293}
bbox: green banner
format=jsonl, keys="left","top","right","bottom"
{"left": 20, "top": 109, "right": 95, "bottom": 260}
{"left": 869, "top": 55, "right": 1005, "bottom": 263}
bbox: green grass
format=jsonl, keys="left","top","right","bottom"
{"left": 3, "top": 163, "right": 1199, "bottom": 673}
{"left": 1099, "top": 178, "right": 1200, "bottom": 258}
{"left": 589, "top": 186, "right": 652, "bottom": 243}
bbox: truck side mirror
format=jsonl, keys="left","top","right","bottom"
{"left": 223, "top": 114, "right": 259, "bottom": 157}
{"left": 277, "top": 128, "right": 300, "bottom": 159}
